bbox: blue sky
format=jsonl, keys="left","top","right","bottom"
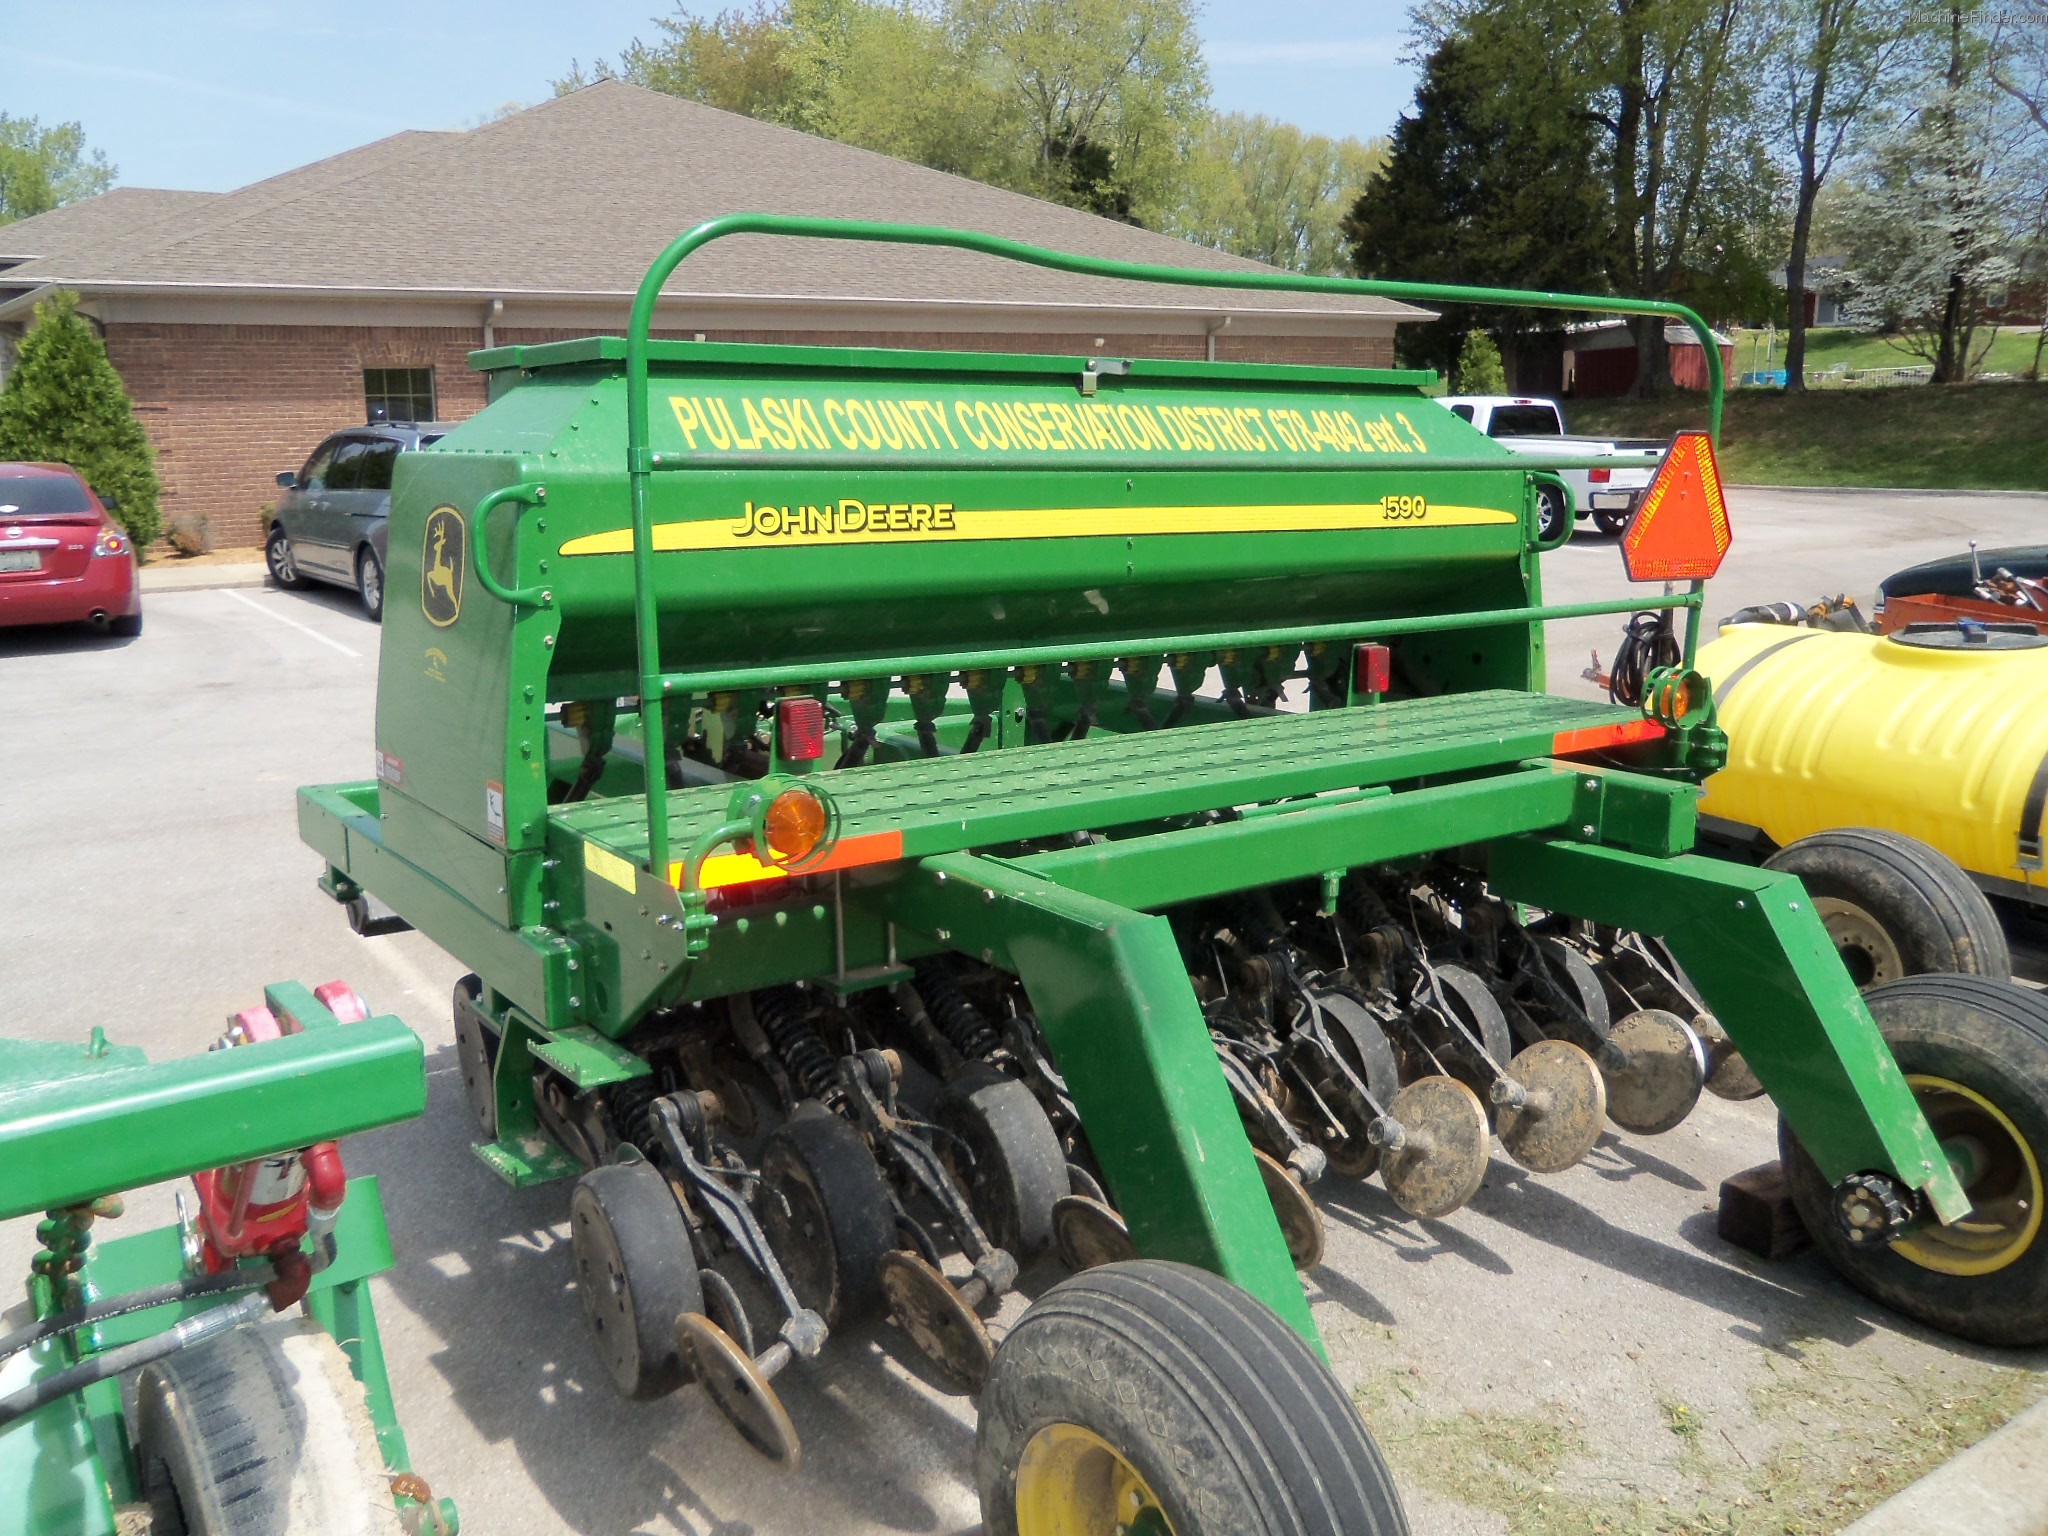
{"left": 4, "top": 1, "right": 1419, "bottom": 194}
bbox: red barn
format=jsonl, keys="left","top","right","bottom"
{"left": 1565, "top": 319, "right": 1736, "bottom": 396}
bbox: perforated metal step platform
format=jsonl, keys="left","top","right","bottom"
{"left": 555, "top": 689, "right": 1658, "bottom": 873}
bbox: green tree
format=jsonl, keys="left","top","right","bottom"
{"left": 1343, "top": 29, "right": 1612, "bottom": 375}
{"left": 1168, "top": 114, "right": 1385, "bottom": 273}
{"left": 0, "top": 290, "right": 161, "bottom": 547}
{"left": 1455, "top": 330, "right": 1507, "bottom": 392}
{"left": 0, "top": 115, "right": 115, "bottom": 225}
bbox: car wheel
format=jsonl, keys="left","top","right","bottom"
{"left": 1593, "top": 508, "right": 1631, "bottom": 536}
{"left": 355, "top": 547, "right": 385, "bottom": 622}
{"left": 109, "top": 611, "right": 143, "bottom": 638}
{"left": 265, "top": 526, "right": 308, "bottom": 590}
{"left": 1534, "top": 484, "right": 1571, "bottom": 543}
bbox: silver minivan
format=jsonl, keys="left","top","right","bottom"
{"left": 266, "top": 422, "right": 448, "bottom": 619}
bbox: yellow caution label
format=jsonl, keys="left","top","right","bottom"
{"left": 584, "top": 842, "right": 639, "bottom": 894}
{"left": 561, "top": 498, "right": 1515, "bottom": 556}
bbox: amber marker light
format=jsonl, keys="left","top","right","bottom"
{"left": 764, "top": 785, "right": 830, "bottom": 863}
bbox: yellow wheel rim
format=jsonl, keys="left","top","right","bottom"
{"left": 1015, "top": 1422, "right": 1176, "bottom": 1536}
{"left": 1893, "top": 1074, "right": 2044, "bottom": 1278}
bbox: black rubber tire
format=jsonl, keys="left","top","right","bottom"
{"left": 134, "top": 1317, "right": 390, "bottom": 1535}
{"left": 355, "top": 547, "right": 385, "bottom": 621}
{"left": 1534, "top": 483, "right": 1571, "bottom": 543}
{"left": 1780, "top": 974, "right": 2048, "bottom": 1347}
{"left": 1765, "top": 828, "right": 2010, "bottom": 986}
{"left": 1592, "top": 508, "right": 1631, "bottom": 536}
{"left": 451, "top": 973, "right": 499, "bottom": 1140}
{"left": 109, "top": 610, "right": 143, "bottom": 638}
{"left": 1533, "top": 935, "right": 1612, "bottom": 1040}
{"left": 977, "top": 1260, "right": 1409, "bottom": 1536}
{"left": 937, "top": 1062, "right": 1069, "bottom": 1262}
{"left": 759, "top": 1102, "right": 896, "bottom": 1327}
{"left": 264, "top": 525, "right": 308, "bottom": 590}
{"left": 569, "top": 1159, "right": 703, "bottom": 1399}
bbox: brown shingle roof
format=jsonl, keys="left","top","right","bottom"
{"left": 0, "top": 187, "right": 220, "bottom": 264}
{"left": 3, "top": 83, "right": 1418, "bottom": 322}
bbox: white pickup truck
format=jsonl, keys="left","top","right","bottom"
{"left": 1438, "top": 396, "right": 1665, "bottom": 541}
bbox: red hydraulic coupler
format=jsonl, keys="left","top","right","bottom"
{"left": 190, "top": 983, "right": 365, "bottom": 1305}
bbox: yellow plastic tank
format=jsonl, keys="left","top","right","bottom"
{"left": 1697, "top": 622, "right": 2048, "bottom": 898}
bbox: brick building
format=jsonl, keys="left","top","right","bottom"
{"left": 0, "top": 83, "right": 1421, "bottom": 548}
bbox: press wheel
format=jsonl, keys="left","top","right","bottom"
{"left": 759, "top": 1103, "right": 895, "bottom": 1327}
{"left": 569, "top": 1160, "right": 703, "bottom": 1400}
{"left": 1253, "top": 1148, "right": 1325, "bottom": 1270}
{"left": 675, "top": 1312, "right": 801, "bottom": 1471}
{"left": 935, "top": 1062, "right": 1069, "bottom": 1262}
{"left": 978, "top": 1261, "right": 1408, "bottom": 1535}
{"left": 1601, "top": 1009, "right": 1707, "bottom": 1135}
{"left": 1496, "top": 1041, "right": 1607, "bottom": 1174}
{"left": 1379, "top": 1075, "right": 1491, "bottom": 1219}
{"left": 1315, "top": 990, "right": 1403, "bottom": 1180}
{"left": 1051, "top": 1195, "right": 1137, "bottom": 1273}
{"left": 880, "top": 1249, "right": 999, "bottom": 1392}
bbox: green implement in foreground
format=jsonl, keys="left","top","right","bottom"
{"left": 0, "top": 986, "right": 454, "bottom": 1536}
{"left": 297, "top": 216, "right": 2015, "bottom": 1536}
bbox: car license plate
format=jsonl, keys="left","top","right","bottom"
{"left": 0, "top": 549, "right": 40, "bottom": 573}
{"left": 1591, "top": 492, "right": 1633, "bottom": 511}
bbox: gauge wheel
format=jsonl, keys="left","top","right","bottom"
{"left": 1780, "top": 974, "right": 2048, "bottom": 1346}
{"left": 759, "top": 1103, "right": 896, "bottom": 1327}
{"left": 134, "top": 1317, "right": 392, "bottom": 1536}
{"left": 1531, "top": 935, "right": 1612, "bottom": 1044}
{"left": 1420, "top": 963, "right": 1514, "bottom": 1128}
{"left": 1765, "top": 828, "right": 2010, "bottom": 987}
{"left": 978, "top": 1260, "right": 1409, "bottom": 1536}
{"left": 1592, "top": 508, "right": 1631, "bottom": 536}
{"left": 936, "top": 1062, "right": 1069, "bottom": 1262}
{"left": 570, "top": 1159, "right": 703, "bottom": 1399}
{"left": 1533, "top": 483, "right": 1571, "bottom": 543}
{"left": 355, "top": 547, "right": 386, "bottom": 622}
{"left": 265, "top": 525, "right": 309, "bottom": 590}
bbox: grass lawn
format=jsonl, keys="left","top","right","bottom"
{"left": 1730, "top": 324, "right": 2044, "bottom": 382}
{"left": 1569, "top": 381, "right": 2048, "bottom": 490}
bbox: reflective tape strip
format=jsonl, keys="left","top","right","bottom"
{"left": 670, "top": 829, "right": 906, "bottom": 890}
{"left": 1552, "top": 718, "right": 1665, "bottom": 755}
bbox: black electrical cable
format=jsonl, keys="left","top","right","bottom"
{"left": 0, "top": 1262, "right": 276, "bottom": 1367}
{"left": 1608, "top": 611, "right": 1680, "bottom": 708}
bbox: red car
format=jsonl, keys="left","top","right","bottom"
{"left": 0, "top": 463, "right": 141, "bottom": 636}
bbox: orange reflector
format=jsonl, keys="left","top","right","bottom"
{"left": 675, "top": 830, "right": 906, "bottom": 891}
{"left": 764, "top": 787, "right": 829, "bottom": 861}
{"left": 1552, "top": 719, "right": 1665, "bottom": 755}
{"left": 1622, "top": 430, "right": 1731, "bottom": 582}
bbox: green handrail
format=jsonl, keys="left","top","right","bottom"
{"left": 623, "top": 214, "right": 1726, "bottom": 878}
{"left": 472, "top": 482, "right": 551, "bottom": 609}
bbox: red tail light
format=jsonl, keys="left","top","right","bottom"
{"left": 93, "top": 527, "right": 130, "bottom": 558}
{"left": 1588, "top": 468, "right": 1612, "bottom": 484}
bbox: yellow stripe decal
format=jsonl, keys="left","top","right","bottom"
{"left": 584, "top": 842, "right": 639, "bottom": 894}
{"left": 560, "top": 502, "right": 1516, "bottom": 557}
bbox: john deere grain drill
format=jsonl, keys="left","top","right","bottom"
{"left": 302, "top": 218, "right": 2048, "bottom": 1536}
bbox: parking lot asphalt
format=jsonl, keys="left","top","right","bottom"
{"left": 5, "top": 486, "right": 2047, "bottom": 1536}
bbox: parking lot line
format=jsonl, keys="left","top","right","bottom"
{"left": 221, "top": 587, "right": 363, "bottom": 658}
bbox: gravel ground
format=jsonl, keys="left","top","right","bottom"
{"left": 4, "top": 486, "right": 2046, "bottom": 1535}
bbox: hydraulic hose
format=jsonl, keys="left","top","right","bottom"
{"left": 0, "top": 1290, "right": 271, "bottom": 1431}
{"left": 0, "top": 1261, "right": 276, "bottom": 1367}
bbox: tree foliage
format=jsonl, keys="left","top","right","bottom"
{"left": 1343, "top": 26, "right": 1611, "bottom": 374}
{"left": 0, "top": 115, "right": 115, "bottom": 226}
{"left": 558, "top": 1, "right": 1382, "bottom": 261}
{"left": 1455, "top": 330, "right": 1507, "bottom": 392}
{"left": 0, "top": 290, "right": 161, "bottom": 547}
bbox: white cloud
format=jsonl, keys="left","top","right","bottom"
{"left": 1205, "top": 37, "right": 1405, "bottom": 67}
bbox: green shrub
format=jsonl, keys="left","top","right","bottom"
{"left": 1454, "top": 330, "right": 1506, "bottom": 395}
{"left": 0, "top": 289, "right": 161, "bottom": 547}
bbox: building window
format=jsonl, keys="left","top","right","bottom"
{"left": 364, "top": 367, "right": 435, "bottom": 423}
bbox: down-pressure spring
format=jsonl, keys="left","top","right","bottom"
{"left": 913, "top": 960, "right": 1001, "bottom": 1061}
{"left": 755, "top": 988, "right": 844, "bottom": 1109}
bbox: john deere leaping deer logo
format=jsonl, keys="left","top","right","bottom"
{"left": 421, "top": 506, "right": 465, "bottom": 628}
